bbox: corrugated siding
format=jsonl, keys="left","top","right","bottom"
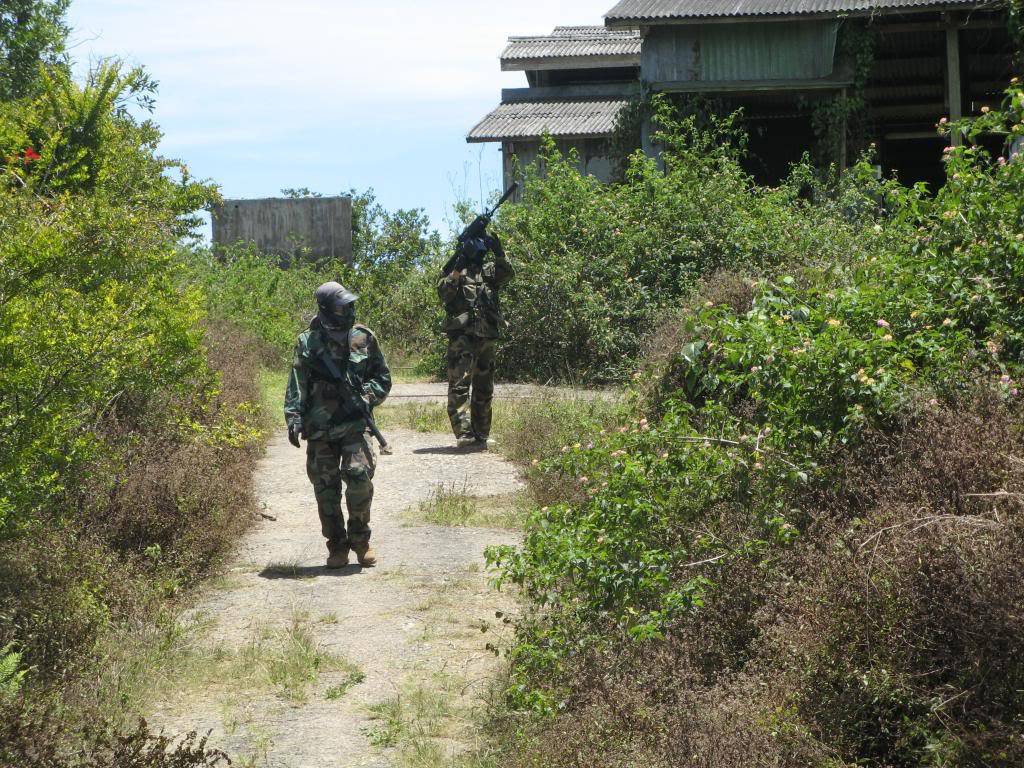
{"left": 643, "top": 21, "right": 839, "bottom": 82}
{"left": 502, "top": 27, "right": 641, "bottom": 61}
{"left": 701, "top": 21, "right": 838, "bottom": 79}
{"left": 606, "top": 0, "right": 982, "bottom": 20}
{"left": 467, "top": 101, "right": 629, "bottom": 141}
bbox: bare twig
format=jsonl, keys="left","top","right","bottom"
{"left": 681, "top": 553, "right": 729, "bottom": 568}
{"left": 962, "top": 490, "right": 1023, "bottom": 499}
{"left": 858, "top": 512, "right": 1000, "bottom": 553}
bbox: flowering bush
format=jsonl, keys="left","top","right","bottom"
{"left": 489, "top": 84, "right": 1024, "bottom": 765}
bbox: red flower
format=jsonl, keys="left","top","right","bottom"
{"left": 22, "top": 147, "right": 40, "bottom": 164}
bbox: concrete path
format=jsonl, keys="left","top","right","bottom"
{"left": 149, "top": 388, "right": 524, "bottom": 767}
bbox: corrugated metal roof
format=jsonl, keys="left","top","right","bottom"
{"left": 502, "top": 26, "right": 641, "bottom": 61}
{"left": 605, "top": 0, "right": 984, "bottom": 21}
{"left": 467, "top": 100, "right": 629, "bottom": 142}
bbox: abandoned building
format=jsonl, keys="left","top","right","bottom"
{"left": 471, "top": 1, "right": 1016, "bottom": 189}
{"left": 467, "top": 26, "right": 642, "bottom": 186}
{"left": 211, "top": 196, "right": 353, "bottom": 265}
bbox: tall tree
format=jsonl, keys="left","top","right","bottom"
{"left": 0, "top": 0, "right": 70, "bottom": 101}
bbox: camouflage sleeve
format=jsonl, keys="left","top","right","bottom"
{"left": 283, "top": 341, "right": 308, "bottom": 428}
{"left": 362, "top": 333, "right": 393, "bottom": 406}
{"left": 437, "top": 268, "right": 461, "bottom": 305}
{"left": 488, "top": 253, "right": 514, "bottom": 290}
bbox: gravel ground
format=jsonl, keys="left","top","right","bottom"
{"left": 149, "top": 385, "right": 525, "bottom": 767}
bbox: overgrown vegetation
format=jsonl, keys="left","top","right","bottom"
{"left": 492, "top": 102, "right": 872, "bottom": 383}
{"left": 189, "top": 188, "right": 447, "bottom": 372}
{"left": 0, "top": 3, "right": 259, "bottom": 764}
{"left": 484, "top": 86, "right": 1024, "bottom": 766}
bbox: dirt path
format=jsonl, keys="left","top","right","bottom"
{"left": 149, "top": 384, "right": 524, "bottom": 767}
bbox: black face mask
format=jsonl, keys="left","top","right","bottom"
{"left": 318, "top": 304, "right": 356, "bottom": 332}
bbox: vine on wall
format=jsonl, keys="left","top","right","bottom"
{"left": 810, "top": 20, "right": 876, "bottom": 168}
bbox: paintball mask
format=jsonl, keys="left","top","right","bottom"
{"left": 461, "top": 236, "right": 488, "bottom": 267}
{"left": 315, "top": 281, "right": 358, "bottom": 331}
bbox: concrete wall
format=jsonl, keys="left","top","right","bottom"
{"left": 212, "top": 196, "right": 353, "bottom": 264}
{"left": 502, "top": 138, "right": 615, "bottom": 189}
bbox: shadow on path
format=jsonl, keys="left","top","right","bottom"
{"left": 258, "top": 563, "right": 364, "bottom": 580}
{"left": 412, "top": 445, "right": 486, "bottom": 456}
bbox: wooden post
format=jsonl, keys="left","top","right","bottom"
{"left": 945, "top": 16, "right": 962, "bottom": 146}
{"left": 839, "top": 87, "right": 849, "bottom": 171}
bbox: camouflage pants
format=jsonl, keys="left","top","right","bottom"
{"left": 306, "top": 436, "right": 375, "bottom": 547}
{"left": 446, "top": 333, "right": 497, "bottom": 439}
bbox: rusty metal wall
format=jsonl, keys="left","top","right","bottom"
{"left": 212, "top": 196, "right": 353, "bottom": 264}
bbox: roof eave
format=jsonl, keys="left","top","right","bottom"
{"left": 500, "top": 54, "right": 641, "bottom": 71}
{"left": 604, "top": 1, "right": 999, "bottom": 26}
{"left": 467, "top": 131, "right": 614, "bottom": 144}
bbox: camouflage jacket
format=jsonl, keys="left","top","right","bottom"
{"left": 284, "top": 319, "right": 392, "bottom": 441}
{"left": 436, "top": 254, "right": 514, "bottom": 339}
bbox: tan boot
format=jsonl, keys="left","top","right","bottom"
{"left": 326, "top": 542, "right": 349, "bottom": 569}
{"left": 352, "top": 541, "right": 377, "bottom": 567}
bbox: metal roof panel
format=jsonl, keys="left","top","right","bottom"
{"left": 467, "top": 100, "right": 630, "bottom": 142}
{"left": 605, "top": 0, "right": 986, "bottom": 21}
{"left": 502, "top": 26, "right": 641, "bottom": 61}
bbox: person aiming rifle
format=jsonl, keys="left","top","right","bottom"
{"left": 284, "top": 282, "right": 392, "bottom": 569}
{"left": 437, "top": 184, "right": 517, "bottom": 448}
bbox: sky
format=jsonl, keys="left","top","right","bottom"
{"left": 66, "top": 0, "right": 609, "bottom": 236}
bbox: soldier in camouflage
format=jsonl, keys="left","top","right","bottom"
{"left": 284, "top": 282, "right": 392, "bottom": 569}
{"left": 437, "top": 234, "right": 513, "bottom": 448}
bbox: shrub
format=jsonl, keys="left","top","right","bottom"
{"left": 0, "top": 55, "right": 258, "bottom": 762}
{"left": 191, "top": 189, "right": 447, "bottom": 372}
{"left": 487, "top": 84, "right": 1024, "bottom": 766}
{"left": 492, "top": 100, "right": 877, "bottom": 383}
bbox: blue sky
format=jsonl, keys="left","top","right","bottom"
{"left": 67, "top": 0, "right": 608, "bottom": 236}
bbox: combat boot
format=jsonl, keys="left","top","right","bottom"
{"left": 352, "top": 541, "right": 377, "bottom": 567}
{"left": 326, "top": 542, "right": 349, "bottom": 569}
{"left": 456, "top": 435, "right": 477, "bottom": 449}
{"left": 474, "top": 434, "right": 496, "bottom": 450}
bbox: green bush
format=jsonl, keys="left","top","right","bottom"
{"left": 191, "top": 189, "right": 447, "bottom": 373}
{"left": 0, "top": 53, "right": 258, "bottom": 762}
{"left": 492, "top": 100, "right": 875, "bottom": 383}
{"left": 488, "top": 85, "right": 1024, "bottom": 766}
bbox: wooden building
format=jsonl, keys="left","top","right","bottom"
{"left": 467, "top": 26, "right": 642, "bottom": 188}
{"left": 607, "top": 0, "right": 1015, "bottom": 186}
{"left": 472, "top": 2, "right": 1015, "bottom": 189}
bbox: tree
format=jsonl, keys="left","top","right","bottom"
{"left": 0, "top": 0, "right": 70, "bottom": 101}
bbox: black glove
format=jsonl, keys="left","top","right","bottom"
{"left": 484, "top": 234, "right": 504, "bottom": 256}
{"left": 362, "top": 388, "right": 379, "bottom": 409}
{"left": 287, "top": 422, "right": 302, "bottom": 448}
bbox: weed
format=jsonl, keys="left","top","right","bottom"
{"left": 376, "top": 400, "right": 451, "bottom": 433}
{"left": 325, "top": 669, "right": 366, "bottom": 700}
{"left": 260, "top": 560, "right": 315, "bottom": 580}
{"left": 413, "top": 485, "right": 525, "bottom": 529}
{"left": 366, "top": 696, "right": 406, "bottom": 747}
{"left": 238, "top": 613, "right": 339, "bottom": 703}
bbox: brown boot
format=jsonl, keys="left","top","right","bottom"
{"left": 352, "top": 541, "right": 377, "bottom": 567}
{"left": 326, "top": 542, "right": 349, "bottom": 569}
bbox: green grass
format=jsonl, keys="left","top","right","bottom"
{"left": 137, "top": 608, "right": 359, "bottom": 711}
{"left": 410, "top": 484, "right": 526, "bottom": 529}
{"left": 325, "top": 669, "right": 367, "bottom": 700}
{"left": 376, "top": 400, "right": 451, "bottom": 433}
{"left": 365, "top": 676, "right": 459, "bottom": 761}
